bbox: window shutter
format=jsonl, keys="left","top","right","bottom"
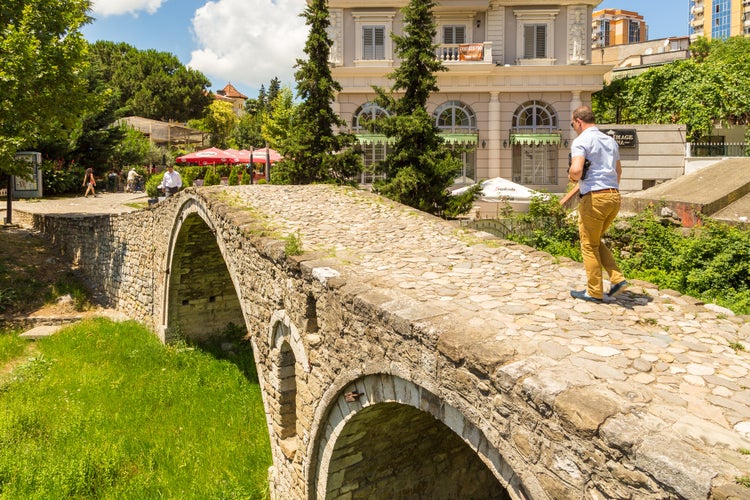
{"left": 363, "top": 27, "right": 374, "bottom": 59}
{"left": 374, "top": 26, "right": 385, "bottom": 59}
{"left": 535, "top": 25, "right": 546, "bottom": 58}
{"left": 363, "top": 26, "right": 385, "bottom": 60}
{"left": 524, "top": 24, "right": 546, "bottom": 58}
{"left": 455, "top": 26, "right": 466, "bottom": 44}
{"left": 443, "top": 26, "right": 466, "bottom": 44}
{"left": 523, "top": 25, "right": 534, "bottom": 58}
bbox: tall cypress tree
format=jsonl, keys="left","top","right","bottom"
{"left": 273, "top": 0, "right": 361, "bottom": 184}
{"left": 372, "top": 0, "right": 476, "bottom": 216}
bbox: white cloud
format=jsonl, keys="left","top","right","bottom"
{"left": 188, "top": 0, "right": 308, "bottom": 95}
{"left": 91, "top": 0, "right": 166, "bottom": 17}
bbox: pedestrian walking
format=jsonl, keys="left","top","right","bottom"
{"left": 83, "top": 168, "right": 96, "bottom": 198}
{"left": 568, "top": 105, "right": 628, "bottom": 302}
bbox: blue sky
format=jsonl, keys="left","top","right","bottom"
{"left": 82, "top": 0, "right": 690, "bottom": 100}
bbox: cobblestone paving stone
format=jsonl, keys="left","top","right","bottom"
{"left": 15, "top": 185, "right": 750, "bottom": 484}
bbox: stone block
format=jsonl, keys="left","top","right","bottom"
{"left": 554, "top": 387, "right": 622, "bottom": 437}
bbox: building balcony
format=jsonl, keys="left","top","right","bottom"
{"left": 436, "top": 42, "right": 492, "bottom": 63}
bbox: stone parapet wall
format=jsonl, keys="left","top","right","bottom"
{"left": 23, "top": 208, "right": 159, "bottom": 324}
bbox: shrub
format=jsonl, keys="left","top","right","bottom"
{"left": 181, "top": 166, "right": 201, "bottom": 189}
{"left": 203, "top": 167, "right": 220, "bottom": 186}
{"left": 228, "top": 166, "right": 241, "bottom": 186}
{"left": 510, "top": 192, "right": 581, "bottom": 260}
{"left": 41, "top": 161, "right": 80, "bottom": 195}
{"left": 145, "top": 173, "right": 162, "bottom": 198}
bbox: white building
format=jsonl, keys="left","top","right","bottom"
{"left": 329, "top": 0, "right": 610, "bottom": 192}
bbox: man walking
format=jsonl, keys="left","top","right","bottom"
{"left": 568, "top": 105, "right": 628, "bottom": 302}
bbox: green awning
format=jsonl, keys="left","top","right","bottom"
{"left": 355, "top": 134, "right": 394, "bottom": 145}
{"left": 510, "top": 133, "right": 561, "bottom": 146}
{"left": 356, "top": 133, "right": 478, "bottom": 146}
{"left": 439, "top": 133, "right": 478, "bottom": 145}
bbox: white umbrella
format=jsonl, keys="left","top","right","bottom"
{"left": 451, "top": 177, "right": 538, "bottom": 201}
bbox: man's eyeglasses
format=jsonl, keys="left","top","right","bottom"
{"left": 570, "top": 120, "right": 576, "bottom": 129}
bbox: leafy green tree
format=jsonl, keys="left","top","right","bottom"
{"left": 370, "top": 0, "right": 470, "bottom": 216}
{"left": 0, "top": 0, "right": 90, "bottom": 178}
{"left": 88, "top": 41, "right": 213, "bottom": 122}
{"left": 267, "top": 77, "right": 281, "bottom": 110}
{"left": 262, "top": 88, "right": 297, "bottom": 152}
{"left": 233, "top": 111, "right": 265, "bottom": 149}
{"left": 273, "top": 0, "right": 362, "bottom": 185}
{"left": 594, "top": 36, "right": 750, "bottom": 141}
{"left": 110, "top": 125, "right": 151, "bottom": 169}
{"left": 203, "top": 166, "right": 220, "bottom": 186}
{"left": 189, "top": 101, "right": 239, "bottom": 149}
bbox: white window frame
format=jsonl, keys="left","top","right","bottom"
{"left": 353, "top": 11, "right": 395, "bottom": 67}
{"left": 514, "top": 9, "right": 559, "bottom": 65}
{"left": 362, "top": 26, "right": 386, "bottom": 60}
{"left": 435, "top": 12, "right": 475, "bottom": 44}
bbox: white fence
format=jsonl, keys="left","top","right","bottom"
{"left": 686, "top": 142, "right": 750, "bottom": 158}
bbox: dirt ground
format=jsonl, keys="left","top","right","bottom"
{"left": 0, "top": 224, "right": 86, "bottom": 320}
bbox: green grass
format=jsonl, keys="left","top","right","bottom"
{"left": 0, "top": 319, "right": 271, "bottom": 499}
{"left": 0, "top": 330, "right": 27, "bottom": 365}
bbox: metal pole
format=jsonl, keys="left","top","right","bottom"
{"left": 265, "top": 142, "right": 271, "bottom": 182}
{"left": 4, "top": 176, "right": 11, "bottom": 225}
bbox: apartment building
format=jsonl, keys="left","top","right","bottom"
{"left": 328, "top": 0, "right": 609, "bottom": 193}
{"left": 690, "top": 0, "right": 750, "bottom": 40}
{"left": 591, "top": 9, "right": 647, "bottom": 48}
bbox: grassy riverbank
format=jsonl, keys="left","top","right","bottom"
{"left": 0, "top": 318, "right": 271, "bottom": 499}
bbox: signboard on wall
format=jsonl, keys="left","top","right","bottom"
{"left": 12, "top": 151, "right": 43, "bottom": 198}
{"left": 602, "top": 129, "right": 637, "bottom": 148}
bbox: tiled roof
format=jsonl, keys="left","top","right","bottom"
{"left": 218, "top": 83, "right": 247, "bottom": 100}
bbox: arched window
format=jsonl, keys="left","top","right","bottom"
{"left": 352, "top": 102, "right": 389, "bottom": 131}
{"left": 512, "top": 101, "right": 558, "bottom": 132}
{"left": 433, "top": 101, "right": 477, "bottom": 185}
{"left": 510, "top": 101, "right": 559, "bottom": 186}
{"left": 433, "top": 101, "right": 476, "bottom": 133}
{"left": 352, "top": 102, "right": 390, "bottom": 184}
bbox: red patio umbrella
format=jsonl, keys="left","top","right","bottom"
{"left": 176, "top": 147, "right": 239, "bottom": 165}
{"left": 251, "top": 147, "right": 282, "bottom": 164}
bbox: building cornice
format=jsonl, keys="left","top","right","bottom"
{"left": 326, "top": 0, "right": 601, "bottom": 10}
{"left": 332, "top": 63, "right": 612, "bottom": 93}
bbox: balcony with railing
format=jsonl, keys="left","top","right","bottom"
{"left": 435, "top": 42, "right": 493, "bottom": 63}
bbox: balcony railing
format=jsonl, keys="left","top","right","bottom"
{"left": 436, "top": 42, "right": 493, "bottom": 63}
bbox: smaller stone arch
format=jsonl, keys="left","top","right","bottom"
{"left": 268, "top": 309, "right": 311, "bottom": 373}
{"left": 308, "top": 373, "right": 536, "bottom": 499}
{"left": 268, "top": 310, "right": 311, "bottom": 447}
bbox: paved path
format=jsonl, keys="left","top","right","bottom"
{"left": 2, "top": 192, "right": 149, "bottom": 218}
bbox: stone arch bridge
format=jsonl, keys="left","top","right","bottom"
{"left": 22, "top": 185, "right": 750, "bottom": 499}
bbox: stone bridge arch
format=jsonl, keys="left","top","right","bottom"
{"left": 160, "top": 196, "right": 246, "bottom": 343}
{"left": 307, "top": 371, "right": 542, "bottom": 499}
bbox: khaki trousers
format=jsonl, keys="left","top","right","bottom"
{"left": 578, "top": 192, "right": 625, "bottom": 299}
